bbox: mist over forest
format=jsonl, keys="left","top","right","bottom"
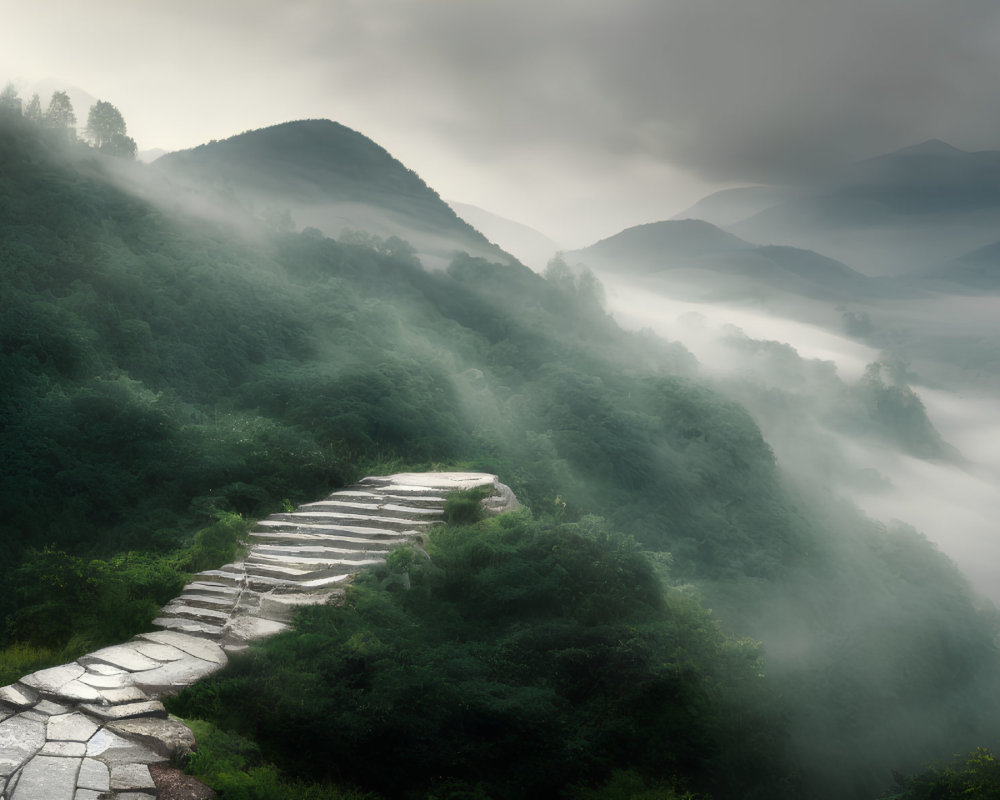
{"left": 2, "top": 79, "right": 1000, "bottom": 800}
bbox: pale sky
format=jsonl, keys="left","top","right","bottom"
{"left": 4, "top": 0, "right": 1000, "bottom": 246}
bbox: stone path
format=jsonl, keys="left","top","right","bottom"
{"left": 0, "top": 472, "right": 516, "bottom": 800}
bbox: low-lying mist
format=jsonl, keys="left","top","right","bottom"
{"left": 601, "top": 273, "right": 1000, "bottom": 605}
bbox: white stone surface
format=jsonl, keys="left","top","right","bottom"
{"left": 40, "top": 740, "right": 87, "bottom": 757}
{"left": 47, "top": 713, "right": 100, "bottom": 743}
{"left": 77, "top": 758, "right": 110, "bottom": 791}
{"left": 130, "top": 657, "right": 222, "bottom": 693}
{"left": 110, "top": 762, "right": 156, "bottom": 791}
{"left": 83, "top": 664, "right": 123, "bottom": 676}
{"left": 79, "top": 701, "right": 166, "bottom": 723}
{"left": 98, "top": 686, "right": 149, "bottom": 705}
{"left": 85, "top": 728, "right": 161, "bottom": 766}
{"left": 10, "top": 754, "right": 80, "bottom": 800}
{"left": 0, "top": 685, "right": 38, "bottom": 709}
{"left": 136, "top": 630, "right": 228, "bottom": 665}
{"left": 0, "top": 715, "right": 45, "bottom": 777}
{"left": 150, "top": 617, "right": 225, "bottom": 637}
{"left": 225, "top": 615, "right": 289, "bottom": 641}
{"left": 130, "top": 642, "right": 186, "bottom": 662}
{"left": 34, "top": 699, "right": 70, "bottom": 716}
{"left": 107, "top": 717, "right": 196, "bottom": 758}
{"left": 79, "top": 646, "right": 160, "bottom": 673}
{"left": 78, "top": 671, "right": 131, "bottom": 689}
{"left": 20, "top": 664, "right": 84, "bottom": 694}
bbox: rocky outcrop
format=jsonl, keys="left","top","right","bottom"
{"left": 0, "top": 472, "right": 517, "bottom": 799}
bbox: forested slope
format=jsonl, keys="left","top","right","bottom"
{"left": 2, "top": 114, "right": 999, "bottom": 799}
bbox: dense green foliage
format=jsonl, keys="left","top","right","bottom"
{"left": 170, "top": 513, "right": 787, "bottom": 799}
{"left": 182, "top": 720, "right": 379, "bottom": 800}
{"left": 880, "top": 747, "right": 1000, "bottom": 799}
{"left": 2, "top": 113, "right": 1000, "bottom": 798}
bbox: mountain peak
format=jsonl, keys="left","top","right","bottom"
{"left": 155, "top": 119, "right": 511, "bottom": 265}
{"left": 891, "top": 138, "right": 966, "bottom": 158}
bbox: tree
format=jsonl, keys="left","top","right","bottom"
{"left": 86, "top": 100, "right": 123, "bottom": 147}
{"left": 86, "top": 101, "right": 137, "bottom": 158}
{"left": 23, "top": 93, "right": 41, "bottom": 122}
{"left": 44, "top": 91, "right": 76, "bottom": 136}
{"left": 0, "top": 83, "right": 21, "bottom": 116}
{"left": 106, "top": 132, "right": 137, "bottom": 159}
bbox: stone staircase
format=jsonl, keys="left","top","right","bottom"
{"left": 0, "top": 472, "right": 517, "bottom": 800}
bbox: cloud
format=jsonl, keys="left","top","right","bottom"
{"left": 4, "top": 0, "right": 1000, "bottom": 241}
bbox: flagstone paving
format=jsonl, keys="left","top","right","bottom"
{"left": 0, "top": 472, "right": 517, "bottom": 798}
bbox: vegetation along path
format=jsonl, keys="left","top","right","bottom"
{"left": 0, "top": 472, "right": 518, "bottom": 800}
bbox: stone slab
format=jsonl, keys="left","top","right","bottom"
{"left": 107, "top": 717, "right": 196, "bottom": 759}
{"left": 98, "top": 685, "right": 149, "bottom": 705}
{"left": 75, "top": 791, "right": 103, "bottom": 800}
{"left": 298, "top": 574, "right": 351, "bottom": 589}
{"left": 174, "top": 593, "right": 234, "bottom": 609}
{"left": 136, "top": 631, "right": 228, "bottom": 665}
{"left": 159, "top": 603, "right": 231, "bottom": 622}
{"left": 110, "top": 762, "right": 156, "bottom": 791}
{"left": 225, "top": 615, "right": 289, "bottom": 642}
{"left": 41, "top": 740, "right": 87, "bottom": 757}
{"left": 79, "top": 671, "right": 132, "bottom": 689}
{"left": 0, "top": 684, "right": 38, "bottom": 710}
{"left": 130, "top": 641, "right": 187, "bottom": 662}
{"left": 47, "top": 712, "right": 99, "bottom": 743}
{"left": 0, "top": 714, "right": 45, "bottom": 777}
{"left": 79, "top": 645, "right": 160, "bottom": 673}
{"left": 34, "top": 699, "right": 70, "bottom": 716}
{"left": 131, "top": 657, "right": 222, "bottom": 694}
{"left": 260, "top": 592, "right": 334, "bottom": 622}
{"left": 86, "top": 728, "right": 162, "bottom": 766}
{"left": 77, "top": 758, "right": 110, "bottom": 791}
{"left": 151, "top": 617, "right": 225, "bottom": 637}
{"left": 19, "top": 664, "right": 84, "bottom": 692}
{"left": 10, "top": 754, "right": 80, "bottom": 800}
{"left": 78, "top": 700, "right": 166, "bottom": 722}
{"left": 84, "top": 664, "right": 124, "bottom": 676}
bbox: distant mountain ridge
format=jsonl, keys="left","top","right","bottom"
{"left": 721, "top": 139, "right": 1000, "bottom": 275}
{"left": 155, "top": 120, "right": 512, "bottom": 267}
{"left": 567, "top": 218, "right": 873, "bottom": 301}
{"left": 448, "top": 201, "right": 560, "bottom": 271}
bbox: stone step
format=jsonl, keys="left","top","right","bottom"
{"left": 158, "top": 603, "right": 231, "bottom": 624}
{"left": 248, "top": 530, "right": 400, "bottom": 549}
{"left": 357, "top": 486, "right": 454, "bottom": 500}
{"left": 297, "top": 499, "right": 443, "bottom": 518}
{"left": 79, "top": 700, "right": 167, "bottom": 722}
{"left": 245, "top": 561, "right": 371, "bottom": 584}
{"left": 181, "top": 581, "right": 241, "bottom": 599}
{"left": 331, "top": 489, "right": 448, "bottom": 507}
{"left": 268, "top": 511, "right": 433, "bottom": 530}
{"left": 173, "top": 593, "right": 237, "bottom": 611}
{"left": 254, "top": 520, "right": 420, "bottom": 537}
{"left": 251, "top": 544, "right": 393, "bottom": 561}
{"left": 191, "top": 568, "right": 246, "bottom": 587}
{"left": 247, "top": 551, "right": 387, "bottom": 570}
{"left": 151, "top": 617, "right": 226, "bottom": 638}
{"left": 297, "top": 573, "right": 353, "bottom": 590}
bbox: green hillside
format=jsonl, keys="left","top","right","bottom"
{"left": 154, "top": 119, "right": 512, "bottom": 266}
{"left": 2, "top": 113, "right": 999, "bottom": 799}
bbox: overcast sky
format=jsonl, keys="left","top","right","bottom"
{"left": 4, "top": 0, "right": 1000, "bottom": 245}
